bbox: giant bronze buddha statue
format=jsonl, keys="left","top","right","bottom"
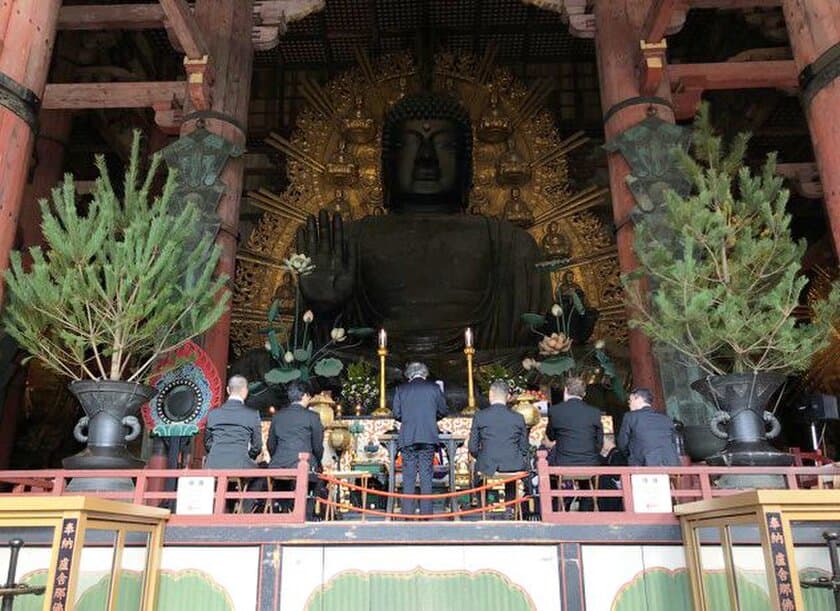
{"left": 296, "top": 92, "right": 551, "bottom": 367}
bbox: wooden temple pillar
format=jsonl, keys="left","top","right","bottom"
{"left": 0, "top": 110, "right": 72, "bottom": 469}
{"left": 0, "top": 1, "right": 62, "bottom": 304}
{"left": 179, "top": 0, "right": 254, "bottom": 381}
{"left": 782, "top": 0, "right": 840, "bottom": 259}
{"left": 593, "top": 0, "right": 675, "bottom": 405}
{"left": 175, "top": 0, "right": 254, "bottom": 464}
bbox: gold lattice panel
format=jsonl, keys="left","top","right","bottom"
{"left": 232, "top": 51, "right": 624, "bottom": 355}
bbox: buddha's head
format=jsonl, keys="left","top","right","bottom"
{"left": 381, "top": 92, "right": 472, "bottom": 213}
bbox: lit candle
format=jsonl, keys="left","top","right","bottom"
{"left": 378, "top": 328, "right": 387, "bottom": 348}
{"left": 465, "top": 327, "right": 473, "bottom": 348}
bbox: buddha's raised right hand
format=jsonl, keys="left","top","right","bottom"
{"left": 295, "top": 210, "right": 356, "bottom": 312}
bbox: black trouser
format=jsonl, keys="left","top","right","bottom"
{"left": 401, "top": 443, "right": 436, "bottom": 515}
{"left": 549, "top": 474, "right": 595, "bottom": 512}
{"left": 268, "top": 474, "right": 325, "bottom": 517}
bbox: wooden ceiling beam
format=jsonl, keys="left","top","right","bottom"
{"left": 688, "top": 0, "right": 781, "bottom": 8}
{"left": 158, "top": 0, "right": 206, "bottom": 59}
{"left": 58, "top": 2, "right": 310, "bottom": 30}
{"left": 42, "top": 81, "right": 185, "bottom": 110}
{"left": 643, "top": 0, "right": 681, "bottom": 43}
{"left": 669, "top": 60, "right": 797, "bottom": 118}
{"left": 668, "top": 60, "right": 798, "bottom": 90}
{"left": 58, "top": 4, "right": 165, "bottom": 30}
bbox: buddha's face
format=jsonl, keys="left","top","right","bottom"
{"left": 392, "top": 118, "right": 461, "bottom": 201}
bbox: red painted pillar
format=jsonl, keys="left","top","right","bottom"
{"left": 782, "top": 0, "right": 840, "bottom": 259}
{"left": 183, "top": 0, "right": 253, "bottom": 383}
{"left": 0, "top": 110, "right": 72, "bottom": 468}
{"left": 0, "top": 1, "right": 62, "bottom": 305}
{"left": 180, "top": 1, "right": 254, "bottom": 465}
{"left": 594, "top": 0, "right": 672, "bottom": 405}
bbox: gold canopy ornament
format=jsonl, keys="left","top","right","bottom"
{"left": 232, "top": 49, "right": 625, "bottom": 355}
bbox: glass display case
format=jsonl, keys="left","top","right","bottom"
{"left": 676, "top": 490, "right": 840, "bottom": 611}
{"left": 0, "top": 496, "right": 168, "bottom": 611}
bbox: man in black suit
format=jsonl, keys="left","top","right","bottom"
{"left": 267, "top": 380, "right": 324, "bottom": 470}
{"left": 266, "top": 380, "right": 325, "bottom": 516}
{"left": 205, "top": 375, "right": 263, "bottom": 468}
{"left": 468, "top": 380, "right": 530, "bottom": 509}
{"left": 617, "top": 387, "right": 681, "bottom": 467}
{"left": 392, "top": 362, "right": 448, "bottom": 516}
{"left": 545, "top": 376, "right": 603, "bottom": 511}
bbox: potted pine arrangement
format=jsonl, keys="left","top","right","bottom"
{"left": 624, "top": 104, "right": 840, "bottom": 470}
{"left": 3, "top": 131, "right": 229, "bottom": 490}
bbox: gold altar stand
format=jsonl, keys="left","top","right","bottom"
{"left": 676, "top": 490, "right": 840, "bottom": 611}
{"left": 323, "top": 471, "right": 371, "bottom": 521}
{"left": 0, "top": 496, "right": 168, "bottom": 611}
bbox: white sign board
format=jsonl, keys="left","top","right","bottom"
{"left": 630, "top": 473, "right": 673, "bottom": 513}
{"left": 176, "top": 476, "right": 215, "bottom": 515}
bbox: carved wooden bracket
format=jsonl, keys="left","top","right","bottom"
{"left": 251, "top": 0, "right": 324, "bottom": 50}
{"left": 153, "top": 99, "right": 184, "bottom": 135}
{"left": 183, "top": 55, "right": 213, "bottom": 111}
{"left": 639, "top": 41, "right": 668, "bottom": 95}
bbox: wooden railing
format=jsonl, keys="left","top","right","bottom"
{"left": 0, "top": 453, "right": 311, "bottom": 525}
{"left": 0, "top": 451, "right": 835, "bottom": 525}
{"left": 534, "top": 450, "right": 839, "bottom": 524}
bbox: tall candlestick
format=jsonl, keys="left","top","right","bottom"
{"left": 373, "top": 344, "right": 390, "bottom": 416}
{"left": 378, "top": 328, "right": 387, "bottom": 348}
{"left": 465, "top": 327, "right": 473, "bottom": 348}
{"left": 463, "top": 342, "right": 476, "bottom": 415}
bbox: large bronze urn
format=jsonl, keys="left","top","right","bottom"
{"left": 63, "top": 380, "right": 153, "bottom": 491}
{"left": 691, "top": 372, "right": 792, "bottom": 486}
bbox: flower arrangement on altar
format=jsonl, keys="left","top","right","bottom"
{"left": 475, "top": 363, "right": 528, "bottom": 396}
{"left": 340, "top": 359, "right": 379, "bottom": 415}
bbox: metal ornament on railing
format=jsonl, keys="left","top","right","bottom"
{"left": 1, "top": 539, "right": 45, "bottom": 611}
{"left": 141, "top": 341, "right": 222, "bottom": 437}
{"left": 800, "top": 531, "right": 840, "bottom": 609}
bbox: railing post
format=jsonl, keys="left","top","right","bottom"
{"left": 290, "top": 453, "right": 310, "bottom": 523}
{"left": 134, "top": 473, "right": 146, "bottom": 505}
{"left": 53, "top": 475, "right": 65, "bottom": 496}
{"left": 536, "top": 450, "right": 553, "bottom": 522}
{"left": 214, "top": 475, "right": 227, "bottom": 515}
{"left": 620, "top": 472, "right": 633, "bottom": 513}
{"left": 698, "top": 470, "right": 713, "bottom": 500}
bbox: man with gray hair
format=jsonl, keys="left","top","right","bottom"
{"left": 392, "top": 362, "right": 448, "bottom": 516}
{"left": 468, "top": 380, "right": 529, "bottom": 511}
{"left": 204, "top": 375, "right": 263, "bottom": 470}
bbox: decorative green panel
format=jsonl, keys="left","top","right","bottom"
{"left": 307, "top": 568, "right": 535, "bottom": 611}
{"left": 74, "top": 570, "right": 233, "bottom": 611}
{"left": 15, "top": 570, "right": 47, "bottom": 611}
{"left": 800, "top": 569, "right": 835, "bottom": 611}
{"left": 612, "top": 568, "right": 770, "bottom": 611}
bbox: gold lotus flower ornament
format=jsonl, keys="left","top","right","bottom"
{"left": 538, "top": 332, "right": 572, "bottom": 356}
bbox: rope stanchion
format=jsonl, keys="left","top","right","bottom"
{"left": 318, "top": 495, "right": 531, "bottom": 520}
{"left": 318, "top": 471, "right": 527, "bottom": 499}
